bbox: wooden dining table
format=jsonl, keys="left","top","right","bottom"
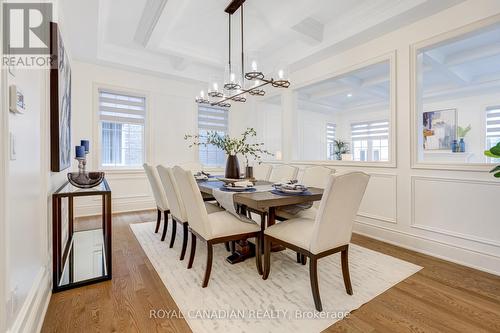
{"left": 197, "top": 179, "right": 323, "bottom": 264}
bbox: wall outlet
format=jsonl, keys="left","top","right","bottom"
{"left": 9, "top": 132, "right": 16, "bottom": 161}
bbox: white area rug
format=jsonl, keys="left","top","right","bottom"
{"left": 131, "top": 221, "right": 422, "bottom": 333}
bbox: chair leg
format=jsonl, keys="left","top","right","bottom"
{"left": 255, "top": 234, "right": 263, "bottom": 275}
{"left": 224, "top": 242, "right": 231, "bottom": 252}
{"left": 202, "top": 243, "right": 213, "bottom": 288}
{"left": 262, "top": 236, "right": 271, "bottom": 280}
{"left": 155, "top": 209, "right": 161, "bottom": 233}
{"left": 180, "top": 223, "right": 188, "bottom": 260}
{"left": 296, "top": 252, "right": 301, "bottom": 263}
{"left": 161, "top": 212, "right": 168, "bottom": 241}
{"left": 187, "top": 232, "right": 196, "bottom": 269}
{"left": 301, "top": 254, "right": 307, "bottom": 265}
{"left": 341, "top": 248, "right": 353, "bottom": 295}
{"left": 309, "top": 256, "right": 322, "bottom": 312}
{"left": 169, "top": 216, "right": 176, "bottom": 248}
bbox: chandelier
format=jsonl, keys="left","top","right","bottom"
{"left": 195, "top": 0, "right": 290, "bottom": 108}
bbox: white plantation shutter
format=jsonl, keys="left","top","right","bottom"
{"left": 326, "top": 123, "right": 336, "bottom": 160}
{"left": 198, "top": 106, "right": 228, "bottom": 167}
{"left": 351, "top": 120, "right": 389, "bottom": 161}
{"left": 486, "top": 106, "right": 500, "bottom": 143}
{"left": 99, "top": 89, "right": 146, "bottom": 167}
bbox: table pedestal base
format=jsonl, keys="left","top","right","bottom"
{"left": 226, "top": 240, "right": 255, "bottom": 264}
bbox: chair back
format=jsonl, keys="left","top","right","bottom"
{"left": 309, "top": 172, "right": 370, "bottom": 254}
{"left": 179, "top": 161, "right": 203, "bottom": 174}
{"left": 172, "top": 166, "right": 211, "bottom": 239}
{"left": 157, "top": 165, "right": 187, "bottom": 222}
{"left": 269, "top": 164, "right": 299, "bottom": 182}
{"left": 143, "top": 163, "right": 169, "bottom": 211}
{"left": 253, "top": 164, "right": 272, "bottom": 181}
{"left": 300, "top": 166, "right": 334, "bottom": 188}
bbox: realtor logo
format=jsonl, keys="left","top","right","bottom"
{"left": 3, "top": 3, "right": 52, "bottom": 54}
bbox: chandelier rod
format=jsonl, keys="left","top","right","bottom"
{"left": 241, "top": 4, "right": 244, "bottom": 83}
{"left": 228, "top": 13, "right": 232, "bottom": 72}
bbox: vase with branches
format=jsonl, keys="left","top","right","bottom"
{"left": 185, "top": 128, "right": 272, "bottom": 178}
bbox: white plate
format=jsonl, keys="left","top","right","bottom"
{"left": 223, "top": 184, "right": 254, "bottom": 192}
{"left": 278, "top": 188, "right": 307, "bottom": 194}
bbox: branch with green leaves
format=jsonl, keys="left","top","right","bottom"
{"left": 185, "top": 128, "right": 273, "bottom": 165}
{"left": 484, "top": 142, "right": 500, "bottom": 178}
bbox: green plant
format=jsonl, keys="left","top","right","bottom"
{"left": 484, "top": 142, "right": 500, "bottom": 178}
{"left": 185, "top": 128, "right": 272, "bottom": 165}
{"left": 333, "top": 139, "right": 350, "bottom": 160}
{"left": 457, "top": 124, "right": 472, "bottom": 138}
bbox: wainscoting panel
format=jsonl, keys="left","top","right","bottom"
{"left": 357, "top": 173, "right": 397, "bottom": 224}
{"left": 411, "top": 176, "right": 500, "bottom": 247}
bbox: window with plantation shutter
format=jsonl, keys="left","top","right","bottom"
{"left": 198, "top": 105, "right": 228, "bottom": 167}
{"left": 486, "top": 106, "right": 500, "bottom": 150}
{"left": 326, "top": 123, "right": 336, "bottom": 160}
{"left": 99, "top": 89, "right": 146, "bottom": 168}
{"left": 351, "top": 120, "right": 389, "bottom": 161}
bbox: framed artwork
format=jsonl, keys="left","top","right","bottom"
{"left": 50, "top": 22, "right": 72, "bottom": 172}
{"left": 423, "top": 109, "right": 456, "bottom": 150}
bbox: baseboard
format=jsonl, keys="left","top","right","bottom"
{"left": 354, "top": 221, "right": 500, "bottom": 276}
{"left": 75, "top": 197, "right": 155, "bottom": 217}
{"left": 8, "top": 265, "right": 51, "bottom": 333}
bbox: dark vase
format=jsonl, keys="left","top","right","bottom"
{"left": 225, "top": 155, "right": 240, "bottom": 179}
{"left": 245, "top": 166, "right": 254, "bottom": 179}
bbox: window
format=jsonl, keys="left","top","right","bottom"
{"left": 486, "top": 106, "right": 500, "bottom": 149}
{"left": 326, "top": 123, "right": 336, "bottom": 160}
{"left": 198, "top": 105, "right": 228, "bottom": 167}
{"left": 99, "top": 89, "right": 146, "bottom": 168}
{"left": 351, "top": 120, "right": 389, "bottom": 161}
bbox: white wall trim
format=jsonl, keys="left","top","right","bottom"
{"left": 357, "top": 213, "right": 397, "bottom": 224}
{"left": 7, "top": 266, "right": 51, "bottom": 333}
{"left": 409, "top": 13, "right": 500, "bottom": 171}
{"left": 354, "top": 220, "right": 500, "bottom": 276}
{"left": 410, "top": 175, "right": 500, "bottom": 248}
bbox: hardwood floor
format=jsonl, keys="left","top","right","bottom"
{"left": 41, "top": 210, "right": 500, "bottom": 333}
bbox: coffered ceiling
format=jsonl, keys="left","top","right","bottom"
{"left": 60, "top": 0, "right": 466, "bottom": 83}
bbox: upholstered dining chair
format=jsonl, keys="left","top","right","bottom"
{"left": 253, "top": 163, "right": 273, "bottom": 181}
{"left": 143, "top": 163, "right": 170, "bottom": 241}
{"left": 157, "top": 165, "right": 223, "bottom": 259}
{"left": 262, "top": 172, "right": 370, "bottom": 311}
{"left": 268, "top": 164, "right": 299, "bottom": 183}
{"left": 172, "top": 166, "right": 263, "bottom": 287}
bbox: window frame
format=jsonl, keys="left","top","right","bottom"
{"left": 93, "top": 83, "right": 150, "bottom": 172}
{"left": 290, "top": 51, "right": 397, "bottom": 168}
{"left": 197, "top": 105, "right": 229, "bottom": 168}
{"left": 351, "top": 120, "right": 389, "bottom": 162}
{"left": 326, "top": 122, "right": 337, "bottom": 160}
{"left": 410, "top": 15, "right": 500, "bottom": 171}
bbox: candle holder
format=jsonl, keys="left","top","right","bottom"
{"left": 68, "top": 152, "right": 104, "bottom": 189}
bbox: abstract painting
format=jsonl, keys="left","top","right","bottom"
{"left": 423, "top": 109, "right": 456, "bottom": 150}
{"left": 50, "top": 22, "right": 72, "bottom": 171}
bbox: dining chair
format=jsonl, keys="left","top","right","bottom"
{"left": 157, "top": 165, "right": 223, "bottom": 259}
{"left": 276, "top": 166, "right": 334, "bottom": 220}
{"left": 172, "top": 166, "right": 263, "bottom": 287}
{"left": 253, "top": 163, "right": 273, "bottom": 181}
{"left": 143, "top": 163, "right": 170, "bottom": 241}
{"left": 262, "top": 172, "right": 370, "bottom": 311}
{"left": 268, "top": 164, "right": 299, "bottom": 182}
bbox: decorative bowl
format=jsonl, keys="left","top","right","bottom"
{"left": 68, "top": 172, "right": 105, "bottom": 189}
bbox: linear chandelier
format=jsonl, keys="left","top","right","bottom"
{"left": 195, "top": 0, "right": 290, "bottom": 108}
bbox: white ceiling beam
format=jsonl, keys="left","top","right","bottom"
{"left": 423, "top": 51, "right": 470, "bottom": 85}
{"left": 169, "top": 55, "right": 190, "bottom": 71}
{"left": 444, "top": 43, "right": 500, "bottom": 67}
{"left": 291, "top": 17, "right": 324, "bottom": 46}
{"left": 134, "top": 0, "right": 169, "bottom": 47}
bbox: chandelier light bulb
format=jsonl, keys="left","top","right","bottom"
{"left": 230, "top": 73, "right": 235, "bottom": 82}
{"left": 200, "top": 90, "right": 205, "bottom": 98}
{"left": 251, "top": 60, "right": 258, "bottom": 71}
{"left": 278, "top": 69, "right": 284, "bottom": 79}
{"left": 213, "top": 82, "right": 218, "bottom": 91}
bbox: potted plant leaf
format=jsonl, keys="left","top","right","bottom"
{"left": 185, "top": 128, "right": 272, "bottom": 179}
{"left": 484, "top": 142, "right": 500, "bottom": 178}
{"left": 333, "top": 139, "right": 350, "bottom": 161}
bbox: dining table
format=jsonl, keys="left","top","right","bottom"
{"left": 197, "top": 178, "right": 323, "bottom": 264}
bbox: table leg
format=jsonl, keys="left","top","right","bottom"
{"left": 225, "top": 205, "right": 257, "bottom": 264}
{"left": 267, "top": 207, "right": 285, "bottom": 252}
